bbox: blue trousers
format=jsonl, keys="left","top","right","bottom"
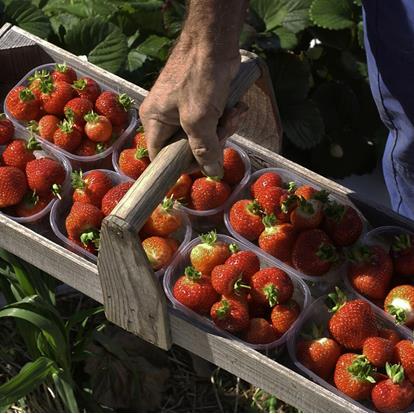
{"left": 363, "top": 0, "right": 414, "bottom": 219}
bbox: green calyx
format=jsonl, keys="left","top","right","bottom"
{"left": 316, "top": 243, "right": 338, "bottom": 263}
{"left": 26, "top": 135, "right": 41, "bottom": 151}
{"left": 136, "top": 125, "right": 144, "bottom": 134}
{"left": 387, "top": 305, "right": 407, "bottom": 324}
{"left": 80, "top": 229, "right": 100, "bottom": 250}
{"left": 280, "top": 194, "right": 298, "bottom": 214}
{"left": 22, "top": 190, "right": 39, "bottom": 208}
{"left": 313, "top": 189, "right": 330, "bottom": 203}
{"left": 96, "top": 143, "right": 106, "bottom": 154}
{"left": 285, "top": 181, "right": 297, "bottom": 193}
{"left": 326, "top": 286, "right": 348, "bottom": 313}
{"left": 184, "top": 266, "right": 201, "bottom": 282}
{"left": 39, "top": 79, "right": 54, "bottom": 94}
{"left": 51, "top": 184, "right": 62, "bottom": 199}
{"left": 135, "top": 147, "right": 149, "bottom": 160}
{"left": 229, "top": 243, "right": 240, "bottom": 254}
{"left": 262, "top": 213, "right": 277, "bottom": 228}
{"left": 324, "top": 201, "right": 346, "bottom": 223}
{"left": 200, "top": 230, "right": 217, "bottom": 246}
{"left": 392, "top": 234, "right": 412, "bottom": 253}
{"left": 19, "top": 88, "right": 35, "bottom": 102}
{"left": 298, "top": 196, "right": 315, "bottom": 215}
{"left": 216, "top": 299, "right": 230, "bottom": 319}
{"left": 347, "top": 355, "right": 376, "bottom": 384}
{"left": 27, "top": 120, "right": 39, "bottom": 133}
{"left": 386, "top": 363, "right": 405, "bottom": 384}
{"left": 71, "top": 170, "right": 86, "bottom": 190}
{"left": 247, "top": 200, "right": 262, "bottom": 216}
{"left": 55, "top": 63, "right": 68, "bottom": 73}
{"left": 84, "top": 111, "right": 99, "bottom": 124}
{"left": 28, "top": 69, "right": 50, "bottom": 84}
{"left": 0, "top": 113, "right": 6, "bottom": 121}
{"left": 302, "top": 322, "right": 324, "bottom": 340}
{"left": 73, "top": 79, "right": 86, "bottom": 90}
{"left": 161, "top": 195, "right": 175, "bottom": 213}
{"left": 59, "top": 119, "right": 74, "bottom": 134}
{"left": 64, "top": 107, "right": 75, "bottom": 122}
{"left": 346, "top": 244, "right": 373, "bottom": 264}
{"left": 263, "top": 284, "right": 279, "bottom": 307}
{"left": 118, "top": 93, "right": 134, "bottom": 111}
{"left": 233, "top": 277, "right": 251, "bottom": 294}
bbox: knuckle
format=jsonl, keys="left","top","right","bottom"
{"left": 192, "top": 145, "right": 211, "bottom": 158}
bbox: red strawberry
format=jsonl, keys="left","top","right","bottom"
{"left": 142, "top": 236, "right": 174, "bottom": 270}
{"left": 40, "top": 80, "right": 74, "bottom": 116}
{"left": 0, "top": 113, "right": 14, "bottom": 145}
{"left": 190, "top": 231, "right": 230, "bottom": 275}
{"left": 294, "top": 185, "right": 317, "bottom": 200}
{"left": 292, "top": 229, "right": 338, "bottom": 276}
{"left": 0, "top": 166, "right": 28, "bottom": 208}
{"left": 166, "top": 174, "right": 192, "bottom": 204}
{"left": 25, "top": 157, "right": 65, "bottom": 197}
{"left": 323, "top": 202, "right": 363, "bottom": 247}
{"left": 75, "top": 139, "right": 106, "bottom": 157}
{"left": 391, "top": 234, "right": 414, "bottom": 276}
{"left": 95, "top": 91, "right": 133, "bottom": 127}
{"left": 6, "top": 86, "right": 41, "bottom": 121}
{"left": 13, "top": 191, "right": 52, "bottom": 217}
{"left": 244, "top": 318, "right": 279, "bottom": 344}
{"left": 210, "top": 298, "right": 249, "bottom": 333}
{"left": 225, "top": 243, "right": 260, "bottom": 283}
{"left": 53, "top": 119, "right": 82, "bottom": 153}
{"left": 384, "top": 285, "right": 414, "bottom": 328}
{"left": 363, "top": 337, "right": 395, "bottom": 368}
{"left": 73, "top": 78, "right": 101, "bottom": 103}
{"left": 65, "top": 202, "right": 103, "bottom": 249}
{"left": 290, "top": 197, "right": 324, "bottom": 231}
{"left": 258, "top": 214, "right": 297, "bottom": 263}
{"left": 28, "top": 69, "right": 51, "bottom": 99}
{"left": 395, "top": 340, "right": 414, "bottom": 384}
{"left": 142, "top": 196, "right": 182, "bottom": 237}
{"left": 229, "top": 199, "right": 264, "bottom": 241}
{"left": 84, "top": 111, "right": 113, "bottom": 142}
{"left": 255, "top": 186, "right": 286, "bottom": 215}
{"left": 371, "top": 363, "right": 414, "bottom": 412}
{"left": 166, "top": 237, "right": 179, "bottom": 254}
{"left": 101, "top": 182, "right": 133, "bottom": 216}
{"left": 211, "top": 263, "right": 250, "bottom": 297}
{"left": 64, "top": 97, "right": 93, "bottom": 126}
{"left": 118, "top": 147, "right": 150, "bottom": 179}
{"left": 250, "top": 172, "right": 283, "bottom": 198}
{"left": 251, "top": 267, "right": 293, "bottom": 307}
{"left": 334, "top": 354, "right": 376, "bottom": 400}
{"left": 173, "top": 266, "right": 219, "bottom": 315}
{"left": 271, "top": 299, "right": 300, "bottom": 335}
{"left": 2, "top": 138, "right": 39, "bottom": 171}
{"left": 69, "top": 235, "right": 98, "bottom": 256}
{"left": 328, "top": 288, "right": 378, "bottom": 350}
{"left": 222, "top": 147, "right": 245, "bottom": 186}
{"left": 51, "top": 63, "right": 77, "bottom": 84}
{"left": 347, "top": 245, "right": 393, "bottom": 300}
{"left": 36, "top": 115, "right": 60, "bottom": 142}
{"left": 132, "top": 126, "right": 146, "bottom": 149}
{"left": 190, "top": 177, "right": 231, "bottom": 211}
{"left": 72, "top": 170, "right": 113, "bottom": 207}
{"left": 379, "top": 328, "right": 402, "bottom": 347}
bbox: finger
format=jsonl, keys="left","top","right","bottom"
{"left": 218, "top": 102, "right": 249, "bottom": 142}
{"left": 143, "top": 118, "right": 178, "bottom": 161}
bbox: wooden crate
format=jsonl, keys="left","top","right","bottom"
{"left": 1, "top": 24, "right": 414, "bottom": 413}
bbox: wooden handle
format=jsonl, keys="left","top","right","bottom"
{"left": 112, "top": 54, "right": 262, "bottom": 231}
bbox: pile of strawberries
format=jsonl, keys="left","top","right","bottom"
{"left": 347, "top": 233, "right": 414, "bottom": 329}
{"left": 228, "top": 171, "right": 364, "bottom": 276}
{"left": 172, "top": 231, "right": 302, "bottom": 344}
{"left": 5, "top": 63, "right": 134, "bottom": 157}
{"left": 296, "top": 288, "right": 414, "bottom": 412}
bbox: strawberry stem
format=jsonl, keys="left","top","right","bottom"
{"left": 64, "top": 107, "right": 75, "bottom": 122}
{"left": 0, "top": 113, "right": 6, "bottom": 121}
{"left": 200, "top": 230, "right": 217, "bottom": 246}
{"left": 280, "top": 194, "right": 298, "bottom": 214}
{"left": 73, "top": 79, "right": 87, "bottom": 90}
{"left": 71, "top": 170, "right": 86, "bottom": 190}
{"left": 247, "top": 200, "right": 262, "bottom": 216}
{"left": 233, "top": 277, "right": 251, "bottom": 294}
{"left": 262, "top": 213, "right": 277, "bottom": 228}
{"left": 263, "top": 284, "right": 279, "bottom": 307}
{"left": 216, "top": 299, "right": 230, "bottom": 319}
{"left": 135, "top": 147, "right": 149, "bottom": 160}
{"left": 229, "top": 243, "right": 239, "bottom": 254}
{"left": 324, "top": 201, "right": 346, "bottom": 223}
{"left": 386, "top": 305, "right": 407, "bottom": 324}
{"left": 80, "top": 229, "right": 100, "bottom": 250}
{"left": 161, "top": 195, "right": 175, "bottom": 212}
{"left": 313, "top": 189, "right": 330, "bottom": 203}
{"left": 346, "top": 244, "right": 373, "bottom": 264}
{"left": 96, "top": 143, "right": 106, "bottom": 153}
{"left": 59, "top": 119, "right": 74, "bottom": 134}
{"left": 118, "top": 93, "right": 134, "bottom": 111}
{"left": 386, "top": 363, "right": 405, "bottom": 384}
{"left": 22, "top": 190, "right": 39, "bottom": 208}
{"left": 52, "top": 184, "right": 62, "bottom": 199}
{"left": 27, "top": 120, "right": 39, "bottom": 134}
{"left": 184, "top": 266, "right": 201, "bottom": 281}
{"left": 392, "top": 234, "right": 412, "bottom": 252}
{"left": 84, "top": 111, "right": 99, "bottom": 124}
{"left": 19, "top": 88, "right": 35, "bottom": 102}
{"left": 298, "top": 196, "right": 315, "bottom": 214}
{"left": 39, "top": 79, "right": 54, "bottom": 95}
{"left": 136, "top": 125, "right": 144, "bottom": 134}
{"left": 26, "top": 136, "right": 41, "bottom": 151}
{"left": 326, "top": 286, "right": 347, "bottom": 313}
{"left": 316, "top": 243, "right": 338, "bottom": 263}
{"left": 285, "top": 181, "right": 297, "bottom": 193}
{"left": 348, "top": 355, "right": 376, "bottom": 383}
{"left": 28, "top": 69, "right": 50, "bottom": 84}
{"left": 55, "top": 62, "right": 68, "bottom": 73}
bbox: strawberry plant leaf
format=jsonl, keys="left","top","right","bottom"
{"left": 137, "top": 35, "right": 172, "bottom": 61}
{"left": 273, "top": 27, "right": 298, "bottom": 49}
{"left": 310, "top": 26, "right": 352, "bottom": 50}
{"left": 310, "top": 0, "right": 354, "bottom": 30}
{"left": 357, "top": 20, "right": 365, "bottom": 49}
{"left": 49, "top": 13, "right": 80, "bottom": 43}
{"left": 43, "top": 0, "right": 118, "bottom": 19}
{"left": 126, "top": 49, "right": 147, "bottom": 72}
{"left": 353, "top": 0, "right": 362, "bottom": 6}
{"left": 163, "top": 0, "right": 185, "bottom": 38}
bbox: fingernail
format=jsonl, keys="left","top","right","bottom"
{"left": 202, "top": 163, "right": 223, "bottom": 178}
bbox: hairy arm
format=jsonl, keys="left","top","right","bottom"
{"left": 139, "top": 0, "right": 248, "bottom": 176}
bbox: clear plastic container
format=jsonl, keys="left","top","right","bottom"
{"left": 50, "top": 169, "right": 192, "bottom": 277}
{"left": 287, "top": 291, "right": 414, "bottom": 413}
{"left": 224, "top": 167, "right": 369, "bottom": 293}
{"left": 344, "top": 225, "right": 414, "bottom": 336}
{"left": 4, "top": 63, "right": 138, "bottom": 171}
{"left": 164, "top": 233, "right": 311, "bottom": 353}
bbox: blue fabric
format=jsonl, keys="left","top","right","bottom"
{"left": 363, "top": 0, "right": 414, "bottom": 219}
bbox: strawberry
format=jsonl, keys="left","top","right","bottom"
{"left": 142, "top": 236, "right": 174, "bottom": 270}
{"left": 391, "top": 234, "right": 414, "bottom": 276}
{"left": 190, "top": 177, "right": 231, "bottom": 211}
{"left": 73, "top": 78, "right": 101, "bottom": 103}
{"left": 53, "top": 119, "right": 82, "bottom": 152}
{"left": 229, "top": 199, "right": 264, "bottom": 241}
{"left": 211, "top": 263, "right": 250, "bottom": 297}
{"left": 5, "top": 86, "right": 41, "bottom": 121}
{"left": 222, "top": 147, "right": 245, "bottom": 186}
{"left": 277, "top": 192, "right": 298, "bottom": 222}
{"left": 0, "top": 166, "right": 28, "bottom": 208}
{"left": 328, "top": 288, "right": 378, "bottom": 350}
{"left": 75, "top": 139, "right": 105, "bottom": 157}
{"left": 255, "top": 186, "right": 285, "bottom": 216}
{"left": 173, "top": 266, "right": 219, "bottom": 315}
{"left": 251, "top": 267, "right": 293, "bottom": 307}
{"left": 69, "top": 235, "right": 98, "bottom": 256}
{"left": 378, "top": 328, "right": 402, "bottom": 347}
{"left": 243, "top": 318, "right": 279, "bottom": 344}
{"left": 13, "top": 191, "right": 52, "bottom": 217}
{"left": 292, "top": 229, "right": 338, "bottom": 276}
{"left": 118, "top": 147, "right": 150, "bottom": 179}
{"left": 250, "top": 172, "right": 283, "bottom": 198}
{"left": 35, "top": 115, "right": 60, "bottom": 142}
{"left": 65, "top": 202, "right": 103, "bottom": 249}
{"left": 371, "top": 363, "right": 414, "bottom": 412}
{"left": 72, "top": 170, "right": 113, "bottom": 207}
{"left": 295, "top": 185, "right": 330, "bottom": 202}
{"left": 64, "top": 97, "right": 93, "bottom": 126}
{"left": 83, "top": 111, "right": 113, "bottom": 143}
{"left": 210, "top": 298, "right": 249, "bottom": 333}
{"left": 2, "top": 138, "right": 39, "bottom": 171}
{"left": 258, "top": 214, "right": 296, "bottom": 263}
{"left": 132, "top": 126, "right": 146, "bottom": 149}
{"left": 95, "top": 91, "right": 133, "bottom": 127}
{"left": 384, "top": 285, "right": 414, "bottom": 327}
{"left": 25, "top": 157, "right": 65, "bottom": 197}
{"left": 363, "top": 337, "right": 395, "bottom": 368}
{"left": 51, "top": 63, "right": 77, "bottom": 84}
{"left": 296, "top": 325, "right": 341, "bottom": 380}
{"left": 40, "top": 79, "right": 74, "bottom": 116}
{"left": 271, "top": 299, "right": 300, "bottom": 335}
{"left": 166, "top": 237, "right": 179, "bottom": 254}
{"left": 142, "top": 196, "right": 182, "bottom": 237}
{"left": 323, "top": 202, "right": 363, "bottom": 247}
{"left": 334, "top": 354, "right": 376, "bottom": 401}
{"left": 347, "top": 245, "right": 393, "bottom": 300}
{"left": 225, "top": 243, "right": 260, "bottom": 283}
{"left": 190, "top": 231, "right": 230, "bottom": 274}
{"left": 290, "top": 197, "right": 324, "bottom": 231}
{"left": 101, "top": 182, "right": 133, "bottom": 216}
{"left": 28, "top": 69, "right": 51, "bottom": 99}
{"left": 395, "top": 340, "right": 414, "bottom": 384}
{"left": 0, "top": 113, "right": 14, "bottom": 145}
{"left": 166, "top": 174, "right": 192, "bottom": 204}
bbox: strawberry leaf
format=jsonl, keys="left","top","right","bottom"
{"left": 310, "top": 0, "right": 354, "bottom": 30}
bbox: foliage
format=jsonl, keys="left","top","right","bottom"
{"left": 0, "top": 0, "right": 386, "bottom": 176}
